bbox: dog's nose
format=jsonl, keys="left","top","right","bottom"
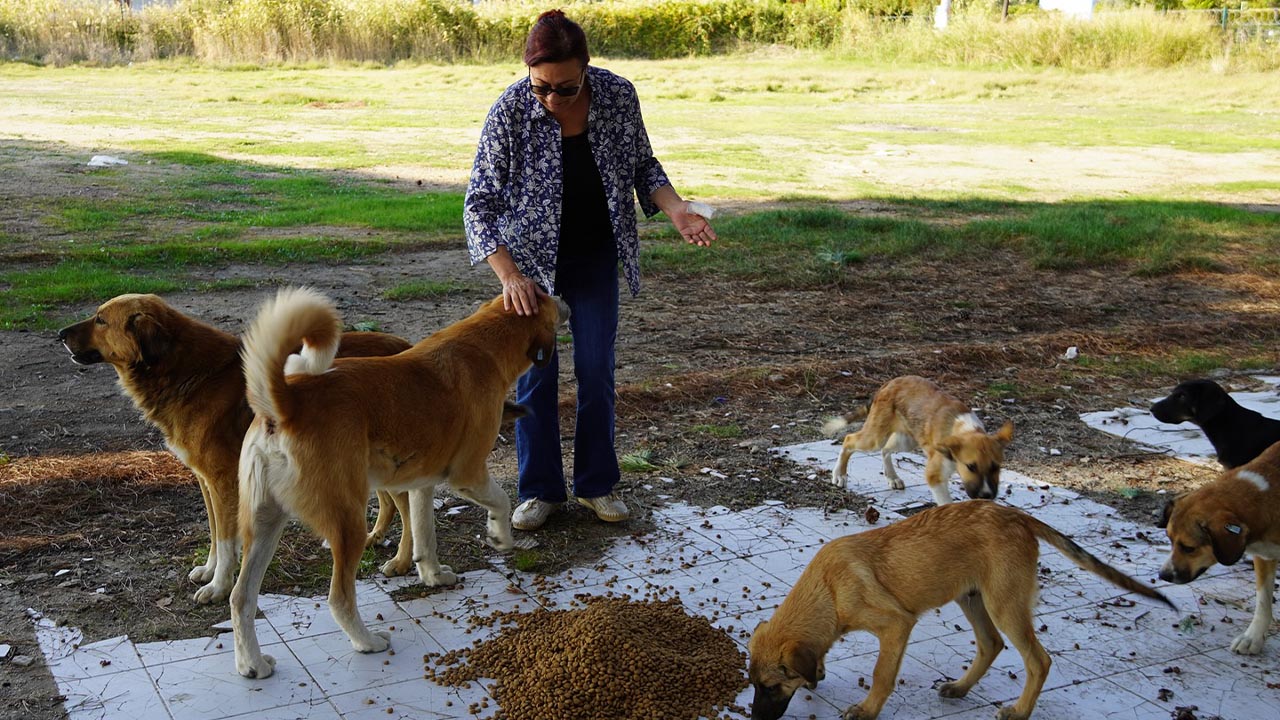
{"left": 1158, "top": 567, "right": 1176, "bottom": 583}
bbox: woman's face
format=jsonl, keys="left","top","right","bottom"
{"left": 528, "top": 59, "right": 586, "bottom": 114}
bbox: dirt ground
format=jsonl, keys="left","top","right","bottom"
{"left": 3, "top": 213, "right": 1280, "bottom": 718}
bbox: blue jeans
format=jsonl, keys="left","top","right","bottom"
{"left": 515, "top": 247, "right": 619, "bottom": 503}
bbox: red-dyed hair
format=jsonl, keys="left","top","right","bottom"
{"left": 523, "top": 9, "right": 590, "bottom": 67}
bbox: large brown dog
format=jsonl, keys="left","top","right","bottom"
{"left": 826, "top": 375, "right": 1013, "bottom": 505}
{"left": 1158, "top": 440, "right": 1280, "bottom": 655}
{"left": 230, "top": 288, "right": 566, "bottom": 679}
{"left": 58, "top": 293, "right": 411, "bottom": 603}
{"left": 748, "top": 501, "right": 1173, "bottom": 720}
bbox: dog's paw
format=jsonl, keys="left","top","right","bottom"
{"left": 351, "top": 629, "right": 391, "bottom": 654}
{"left": 364, "top": 530, "right": 387, "bottom": 548}
{"left": 841, "top": 704, "right": 877, "bottom": 720}
{"left": 192, "top": 580, "right": 231, "bottom": 605}
{"left": 422, "top": 566, "right": 458, "bottom": 587}
{"left": 380, "top": 557, "right": 413, "bottom": 578}
{"left": 1230, "top": 631, "right": 1267, "bottom": 655}
{"left": 995, "top": 706, "right": 1029, "bottom": 720}
{"left": 236, "top": 652, "right": 276, "bottom": 680}
{"left": 938, "top": 681, "right": 970, "bottom": 699}
{"left": 887, "top": 476, "right": 905, "bottom": 491}
{"left": 188, "top": 563, "right": 215, "bottom": 584}
{"left": 830, "top": 469, "right": 846, "bottom": 487}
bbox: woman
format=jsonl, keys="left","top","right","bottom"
{"left": 463, "top": 9, "right": 715, "bottom": 531}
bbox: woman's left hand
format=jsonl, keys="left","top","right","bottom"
{"left": 671, "top": 201, "right": 716, "bottom": 247}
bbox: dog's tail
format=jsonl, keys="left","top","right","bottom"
{"left": 1027, "top": 515, "right": 1176, "bottom": 611}
{"left": 241, "top": 287, "right": 341, "bottom": 423}
{"left": 822, "top": 405, "right": 869, "bottom": 437}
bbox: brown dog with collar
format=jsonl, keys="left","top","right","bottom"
{"left": 1158, "top": 440, "right": 1280, "bottom": 655}
{"left": 58, "top": 293, "right": 411, "bottom": 603}
{"left": 748, "top": 501, "right": 1174, "bottom": 720}
{"left": 826, "top": 375, "right": 1013, "bottom": 505}
{"left": 230, "top": 288, "right": 566, "bottom": 679}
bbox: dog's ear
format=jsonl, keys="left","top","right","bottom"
{"left": 1156, "top": 496, "right": 1178, "bottom": 529}
{"left": 128, "top": 312, "right": 171, "bottom": 367}
{"left": 781, "top": 642, "right": 821, "bottom": 689}
{"left": 1204, "top": 511, "right": 1248, "bottom": 566}
{"left": 994, "top": 421, "right": 1014, "bottom": 447}
{"left": 932, "top": 438, "right": 957, "bottom": 462}
{"left": 1194, "top": 383, "right": 1229, "bottom": 421}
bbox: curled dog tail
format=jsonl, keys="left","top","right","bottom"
{"left": 1028, "top": 516, "right": 1176, "bottom": 611}
{"left": 241, "top": 287, "right": 341, "bottom": 424}
{"left": 822, "top": 405, "right": 869, "bottom": 437}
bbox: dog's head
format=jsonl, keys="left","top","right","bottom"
{"left": 524, "top": 294, "right": 569, "bottom": 368}
{"left": 935, "top": 421, "right": 1013, "bottom": 500}
{"left": 1157, "top": 490, "right": 1249, "bottom": 584}
{"left": 747, "top": 620, "right": 821, "bottom": 720}
{"left": 1151, "top": 379, "right": 1229, "bottom": 425}
{"left": 58, "top": 294, "right": 175, "bottom": 370}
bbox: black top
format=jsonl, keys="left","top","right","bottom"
{"left": 558, "top": 132, "right": 615, "bottom": 266}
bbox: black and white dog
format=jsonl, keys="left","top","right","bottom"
{"left": 1150, "top": 379, "right": 1280, "bottom": 469}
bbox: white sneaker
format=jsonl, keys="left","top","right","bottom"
{"left": 574, "top": 493, "right": 630, "bottom": 523}
{"left": 512, "top": 498, "right": 561, "bottom": 531}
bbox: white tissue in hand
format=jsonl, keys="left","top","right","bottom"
{"left": 687, "top": 201, "right": 717, "bottom": 219}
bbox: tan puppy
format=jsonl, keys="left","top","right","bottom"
{"left": 748, "top": 501, "right": 1174, "bottom": 720}
{"left": 230, "top": 288, "right": 566, "bottom": 679}
{"left": 58, "top": 293, "right": 410, "bottom": 603}
{"left": 1158, "top": 440, "right": 1280, "bottom": 655}
{"left": 826, "top": 375, "right": 1013, "bottom": 505}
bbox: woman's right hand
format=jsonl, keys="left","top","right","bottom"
{"left": 500, "top": 272, "right": 545, "bottom": 316}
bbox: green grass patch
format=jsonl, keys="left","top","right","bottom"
{"left": 691, "top": 423, "right": 743, "bottom": 439}
{"left": 644, "top": 200, "right": 1279, "bottom": 287}
{"left": 382, "top": 279, "right": 467, "bottom": 301}
{"left": 1077, "top": 350, "right": 1275, "bottom": 379}
{"left": 0, "top": 263, "right": 181, "bottom": 330}
{"left": 620, "top": 450, "right": 659, "bottom": 473}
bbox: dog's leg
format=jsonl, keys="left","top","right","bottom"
{"left": 832, "top": 434, "right": 857, "bottom": 487}
{"left": 188, "top": 477, "right": 219, "bottom": 584}
{"left": 938, "top": 592, "right": 1004, "bottom": 699}
{"left": 455, "top": 475, "right": 514, "bottom": 551}
{"left": 194, "top": 479, "right": 240, "bottom": 604}
{"left": 842, "top": 621, "right": 913, "bottom": 720}
{"left": 881, "top": 440, "right": 903, "bottom": 490}
{"left": 1231, "top": 556, "right": 1277, "bottom": 655}
{"left": 325, "top": 506, "right": 392, "bottom": 654}
{"left": 231, "top": 500, "right": 287, "bottom": 680}
{"left": 409, "top": 486, "right": 457, "bottom": 587}
{"left": 925, "top": 452, "right": 954, "bottom": 505}
{"left": 365, "top": 490, "right": 396, "bottom": 548}
{"left": 379, "top": 491, "right": 414, "bottom": 577}
{"left": 987, "top": 595, "right": 1050, "bottom": 720}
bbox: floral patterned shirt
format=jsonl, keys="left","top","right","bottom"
{"left": 463, "top": 65, "right": 671, "bottom": 296}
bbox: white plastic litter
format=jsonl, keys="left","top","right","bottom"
{"left": 1061, "top": 346, "right": 1079, "bottom": 360}
{"left": 687, "top": 201, "right": 717, "bottom": 219}
{"left": 87, "top": 155, "right": 128, "bottom": 167}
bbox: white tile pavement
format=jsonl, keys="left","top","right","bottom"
{"left": 30, "top": 425, "right": 1280, "bottom": 719}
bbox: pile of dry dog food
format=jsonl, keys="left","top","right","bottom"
{"left": 426, "top": 595, "right": 748, "bottom": 720}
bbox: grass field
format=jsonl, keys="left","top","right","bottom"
{"left": 1, "top": 53, "right": 1278, "bottom": 328}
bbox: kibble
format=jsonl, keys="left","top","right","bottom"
{"left": 428, "top": 596, "right": 747, "bottom": 720}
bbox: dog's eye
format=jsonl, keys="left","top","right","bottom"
{"left": 1177, "top": 543, "right": 1196, "bottom": 554}
{"left": 966, "top": 463, "right": 978, "bottom": 473}
{"left": 94, "top": 316, "right": 106, "bottom": 326}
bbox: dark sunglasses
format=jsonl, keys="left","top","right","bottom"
{"left": 529, "top": 69, "right": 586, "bottom": 97}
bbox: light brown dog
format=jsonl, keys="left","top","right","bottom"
{"left": 1158, "top": 440, "right": 1280, "bottom": 655}
{"left": 230, "top": 288, "right": 566, "bottom": 679}
{"left": 58, "top": 293, "right": 411, "bottom": 603}
{"left": 826, "top": 375, "right": 1013, "bottom": 505}
{"left": 748, "top": 501, "right": 1174, "bottom": 720}
{"left": 365, "top": 399, "right": 528, "bottom": 577}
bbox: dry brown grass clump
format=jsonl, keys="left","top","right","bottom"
{"left": 427, "top": 596, "right": 748, "bottom": 720}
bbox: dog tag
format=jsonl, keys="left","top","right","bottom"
{"left": 536, "top": 348, "right": 545, "bottom": 362}
{"left": 1225, "top": 524, "right": 1242, "bottom": 535}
